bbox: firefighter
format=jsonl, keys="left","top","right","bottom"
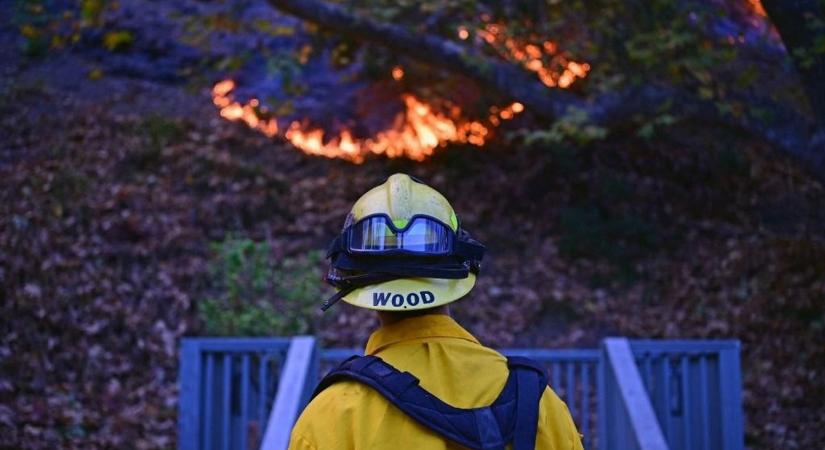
{"left": 289, "top": 174, "right": 583, "bottom": 450}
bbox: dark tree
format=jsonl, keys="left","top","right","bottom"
{"left": 762, "top": 0, "right": 825, "bottom": 127}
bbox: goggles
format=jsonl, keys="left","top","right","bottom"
{"left": 342, "top": 214, "right": 455, "bottom": 256}
{"left": 322, "top": 213, "right": 486, "bottom": 311}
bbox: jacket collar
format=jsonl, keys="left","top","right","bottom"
{"left": 365, "top": 314, "right": 480, "bottom": 355}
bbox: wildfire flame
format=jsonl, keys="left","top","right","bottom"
{"left": 475, "top": 24, "right": 590, "bottom": 89}
{"left": 212, "top": 23, "right": 591, "bottom": 163}
{"left": 212, "top": 80, "right": 525, "bottom": 163}
{"left": 747, "top": 0, "right": 766, "bottom": 17}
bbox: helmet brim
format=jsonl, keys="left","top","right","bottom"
{"left": 341, "top": 274, "right": 476, "bottom": 311}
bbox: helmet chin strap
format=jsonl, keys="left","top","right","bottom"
{"left": 319, "top": 273, "right": 396, "bottom": 311}
{"left": 320, "top": 288, "right": 353, "bottom": 312}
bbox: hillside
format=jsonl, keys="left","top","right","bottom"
{"left": 2, "top": 2, "right": 825, "bottom": 448}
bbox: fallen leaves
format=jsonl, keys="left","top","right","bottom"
{"left": 1, "top": 68, "right": 824, "bottom": 450}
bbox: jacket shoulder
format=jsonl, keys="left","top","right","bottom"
{"left": 537, "top": 387, "right": 585, "bottom": 450}
{"left": 289, "top": 380, "right": 391, "bottom": 450}
{"left": 299, "top": 379, "right": 381, "bottom": 422}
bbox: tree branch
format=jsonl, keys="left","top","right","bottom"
{"left": 268, "top": 0, "right": 825, "bottom": 182}
{"left": 268, "top": 0, "right": 582, "bottom": 120}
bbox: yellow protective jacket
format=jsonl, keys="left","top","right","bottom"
{"left": 288, "top": 315, "right": 584, "bottom": 450}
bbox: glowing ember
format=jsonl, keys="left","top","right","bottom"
{"left": 392, "top": 66, "right": 405, "bottom": 80}
{"left": 214, "top": 84, "right": 279, "bottom": 138}
{"left": 476, "top": 24, "right": 590, "bottom": 88}
{"left": 747, "top": 0, "right": 766, "bottom": 17}
{"left": 212, "top": 80, "right": 521, "bottom": 163}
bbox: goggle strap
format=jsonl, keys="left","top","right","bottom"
{"left": 327, "top": 235, "right": 344, "bottom": 258}
{"left": 454, "top": 238, "right": 485, "bottom": 261}
{"left": 332, "top": 254, "right": 471, "bottom": 279}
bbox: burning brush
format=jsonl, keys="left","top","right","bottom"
{"left": 212, "top": 79, "right": 524, "bottom": 163}
{"left": 211, "top": 22, "right": 590, "bottom": 163}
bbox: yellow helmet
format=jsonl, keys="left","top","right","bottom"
{"left": 321, "top": 174, "right": 485, "bottom": 311}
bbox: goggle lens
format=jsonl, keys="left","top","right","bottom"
{"left": 348, "top": 216, "right": 451, "bottom": 254}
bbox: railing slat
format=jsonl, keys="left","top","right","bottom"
{"left": 681, "top": 356, "right": 691, "bottom": 450}
{"left": 240, "top": 355, "right": 251, "bottom": 450}
{"left": 660, "top": 355, "right": 671, "bottom": 440}
{"left": 222, "top": 354, "right": 232, "bottom": 450}
{"left": 552, "top": 363, "right": 561, "bottom": 392}
{"left": 204, "top": 354, "right": 215, "bottom": 450}
{"left": 699, "top": 355, "right": 710, "bottom": 450}
{"left": 719, "top": 343, "right": 744, "bottom": 450}
{"left": 644, "top": 355, "right": 653, "bottom": 393}
{"left": 259, "top": 354, "right": 268, "bottom": 432}
{"left": 261, "top": 336, "right": 318, "bottom": 450}
{"left": 179, "top": 340, "right": 203, "bottom": 450}
{"left": 602, "top": 338, "right": 669, "bottom": 450}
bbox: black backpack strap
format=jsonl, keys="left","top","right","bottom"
{"left": 507, "top": 357, "right": 548, "bottom": 450}
{"left": 312, "top": 355, "right": 548, "bottom": 450}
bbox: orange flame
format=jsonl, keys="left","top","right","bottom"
{"left": 747, "top": 0, "right": 766, "bottom": 17}
{"left": 211, "top": 24, "right": 592, "bottom": 163}
{"left": 476, "top": 24, "right": 590, "bottom": 88}
{"left": 391, "top": 66, "right": 405, "bottom": 80}
{"left": 212, "top": 80, "right": 523, "bottom": 163}
{"left": 213, "top": 80, "right": 279, "bottom": 137}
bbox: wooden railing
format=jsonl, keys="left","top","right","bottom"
{"left": 178, "top": 337, "right": 743, "bottom": 450}
{"left": 601, "top": 338, "right": 669, "bottom": 450}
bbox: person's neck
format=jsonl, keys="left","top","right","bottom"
{"left": 377, "top": 305, "right": 451, "bottom": 327}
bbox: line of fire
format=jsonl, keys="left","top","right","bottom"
{"left": 211, "top": 21, "right": 590, "bottom": 163}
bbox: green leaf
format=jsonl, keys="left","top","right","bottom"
{"left": 103, "top": 30, "right": 133, "bottom": 52}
